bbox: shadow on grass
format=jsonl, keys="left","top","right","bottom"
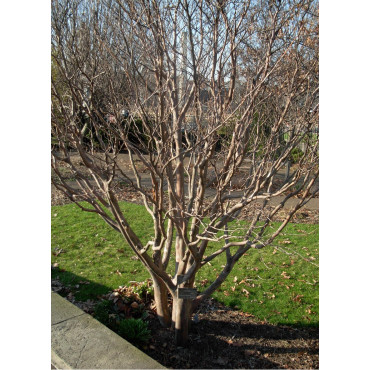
{"left": 51, "top": 268, "right": 112, "bottom": 301}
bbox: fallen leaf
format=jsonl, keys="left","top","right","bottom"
{"left": 242, "top": 289, "right": 250, "bottom": 296}
{"left": 279, "top": 240, "right": 292, "bottom": 244}
{"left": 233, "top": 276, "right": 238, "bottom": 283}
{"left": 292, "top": 294, "right": 304, "bottom": 303}
{"left": 200, "top": 279, "right": 209, "bottom": 286}
{"left": 53, "top": 248, "right": 65, "bottom": 257}
{"left": 281, "top": 271, "right": 291, "bottom": 279}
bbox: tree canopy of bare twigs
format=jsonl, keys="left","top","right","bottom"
{"left": 51, "top": 0, "right": 318, "bottom": 345}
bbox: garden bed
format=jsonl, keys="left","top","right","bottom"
{"left": 51, "top": 199, "right": 318, "bottom": 369}
{"left": 145, "top": 299, "right": 318, "bottom": 369}
{"left": 52, "top": 277, "right": 318, "bottom": 369}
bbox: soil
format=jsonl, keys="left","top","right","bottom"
{"left": 144, "top": 299, "right": 319, "bottom": 369}
{"left": 52, "top": 278, "right": 318, "bottom": 369}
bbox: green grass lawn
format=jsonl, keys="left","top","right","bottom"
{"left": 51, "top": 202, "right": 318, "bottom": 327}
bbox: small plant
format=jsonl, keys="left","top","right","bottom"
{"left": 93, "top": 300, "right": 115, "bottom": 326}
{"left": 117, "top": 318, "right": 151, "bottom": 345}
{"left": 290, "top": 147, "right": 304, "bottom": 163}
{"left": 131, "top": 280, "right": 154, "bottom": 301}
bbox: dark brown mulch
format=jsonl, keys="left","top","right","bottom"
{"left": 143, "top": 299, "right": 318, "bottom": 369}
{"left": 52, "top": 276, "right": 318, "bottom": 369}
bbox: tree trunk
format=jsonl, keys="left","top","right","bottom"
{"left": 150, "top": 273, "right": 171, "bottom": 328}
{"left": 172, "top": 297, "right": 192, "bottom": 346}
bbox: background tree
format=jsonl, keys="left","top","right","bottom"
{"left": 51, "top": 0, "right": 319, "bottom": 346}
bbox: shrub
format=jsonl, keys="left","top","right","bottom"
{"left": 117, "top": 318, "right": 151, "bottom": 345}
{"left": 290, "top": 147, "right": 304, "bottom": 164}
{"left": 131, "top": 280, "right": 154, "bottom": 301}
{"left": 93, "top": 300, "right": 115, "bottom": 326}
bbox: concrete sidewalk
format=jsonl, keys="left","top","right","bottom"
{"left": 51, "top": 292, "right": 165, "bottom": 369}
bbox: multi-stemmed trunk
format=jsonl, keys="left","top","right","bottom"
{"left": 150, "top": 273, "right": 171, "bottom": 328}
{"left": 150, "top": 270, "right": 195, "bottom": 346}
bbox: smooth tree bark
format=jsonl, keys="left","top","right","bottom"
{"left": 51, "top": 0, "right": 319, "bottom": 346}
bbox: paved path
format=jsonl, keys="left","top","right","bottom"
{"left": 52, "top": 153, "right": 318, "bottom": 211}
{"left": 51, "top": 292, "right": 164, "bottom": 369}
{"left": 52, "top": 178, "right": 318, "bottom": 211}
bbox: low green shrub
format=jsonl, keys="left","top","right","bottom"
{"left": 117, "top": 318, "right": 151, "bottom": 345}
{"left": 93, "top": 300, "right": 115, "bottom": 326}
{"left": 131, "top": 280, "right": 154, "bottom": 301}
{"left": 290, "top": 147, "right": 304, "bottom": 163}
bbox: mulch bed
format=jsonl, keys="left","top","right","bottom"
{"left": 145, "top": 302, "right": 319, "bottom": 369}
{"left": 52, "top": 277, "right": 318, "bottom": 369}
{"left": 144, "top": 299, "right": 318, "bottom": 369}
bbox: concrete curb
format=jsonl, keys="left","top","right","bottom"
{"left": 51, "top": 292, "right": 165, "bottom": 369}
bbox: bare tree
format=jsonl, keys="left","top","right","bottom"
{"left": 51, "top": 0, "right": 318, "bottom": 345}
